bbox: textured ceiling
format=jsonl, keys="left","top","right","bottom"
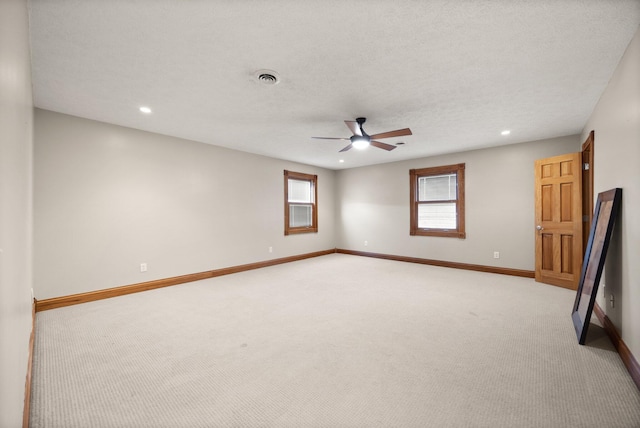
{"left": 29, "top": 0, "right": 640, "bottom": 170}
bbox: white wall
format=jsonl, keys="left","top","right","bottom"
{"left": 582, "top": 25, "right": 640, "bottom": 361}
{"left": 0, "top": 0, "right": 34, "bottom": 425}
{"left": 34, "top": 110, "right": 336, "bottom": 300}
{"left": 336, "top": 136, "right": 579, "bottom": 271}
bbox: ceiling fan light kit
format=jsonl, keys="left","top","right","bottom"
{"left": 351, "top": 137, "right": 370, "bottom": 150}
{"left": 313, "top": 117, "right": 412, "bottom": 153}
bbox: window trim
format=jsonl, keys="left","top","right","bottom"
{"left": 410, "top": 163, "right": 466, "bottom": 238}
{"left": 284, "top": 170, "right": 318, "bottom": 235}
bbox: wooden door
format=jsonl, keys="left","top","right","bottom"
{"left": 535, "top": 152, "right": 583, "bottom": 290}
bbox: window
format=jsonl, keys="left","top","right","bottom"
{"left": 410, "top": 163, "right": 465, "bottom": 238}
{"left": 284, "top": 170, "right": 318, "bottom": 235}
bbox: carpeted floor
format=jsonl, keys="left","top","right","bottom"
{"left": 30, "top": 254, "right": 640, "bottom": 427}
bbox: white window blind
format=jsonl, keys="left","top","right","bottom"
{"left": 418, "top": 203, "right": 457, "bottom": 229}
{"left": 288, "top": 179, "right": 312, "bottom": 203}
{"left": 418, "top": 174, "right": 457, "bottom": 201}
{"left": 289, "top": 205, "right": 312, "bottom": 227}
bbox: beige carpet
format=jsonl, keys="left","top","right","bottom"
{"left": 30, "top": 254, "right": 640, "bottom": 427}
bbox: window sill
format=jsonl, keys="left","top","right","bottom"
{"left": 285, "top": 227, "right": 318, "bottom": 236}
{"left": 411, "top": 229, "right": 466, "bottom": 239}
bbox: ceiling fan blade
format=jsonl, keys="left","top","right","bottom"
{"left": 344, "top": 121, "right": 362, "bottom": 136}
{"left": 312, "top": 137, "right": 351, "bottom": 141}
{"left": 339, "top": 143, "right": 353, "bottom": 152}
{"left": 370, "top": 140, "right": 397, "bottom": 151}
{"left": 369, "top": 128, "right": 412, "bottom": 139}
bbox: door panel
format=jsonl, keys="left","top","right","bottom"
{"left": 535, "top": 152, "right": 583, "bottom": 289}
{"left": 561, "top": 235, "right": 573, "bottom": 273}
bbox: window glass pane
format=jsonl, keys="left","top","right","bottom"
{"left": 288, "top": 179, "right": 311, "bottom": 203}
{"left": 418, "top": 174, "right": 457, "bottom": 201}
{"left": 289, "top": 204, "right": 312, "bottom": 227}
{"left": 418, "top": 203, "right": 457, "bottom": 229}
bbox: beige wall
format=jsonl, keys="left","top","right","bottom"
{"left": 34, "top": 110, "right": 581, "bottom": 299}
{"left": 335, "top": 136, "right": 579, "bottom": 270}
{"left": 0, "top": 0, "right": 34, "bottom": 425}
{"left": 582, "top": 25, "right": 640, "bottom": 361}
{"left": 34, "top": 109, "right": 336, "bottom": 300}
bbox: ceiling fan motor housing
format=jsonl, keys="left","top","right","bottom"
{"left": 350, "top": 135, "right": 370, "bottom": 143}
{"left": 355, "top": 117, "right": 369, "bottom": 137}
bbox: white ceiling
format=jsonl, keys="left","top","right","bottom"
{"left": 29, "top": 1, "right": 640, "bottom": 170}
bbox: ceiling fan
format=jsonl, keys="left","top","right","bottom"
{"left": 313, "top": 117, "right": 412, "bottom": 152}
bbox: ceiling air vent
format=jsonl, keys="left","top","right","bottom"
{"left": 254, "top": 69, "right": 280, "bottom": 85}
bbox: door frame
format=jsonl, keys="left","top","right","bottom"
{"left": 582, "top": 131, "right": 594, "bottom": 254}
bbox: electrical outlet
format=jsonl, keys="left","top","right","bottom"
{"left": 493, "top": 251, "right": 500, "bottom": 259}
{"left": 364, "top": 240, "right": 368, "bottom": 246}
{"left": 610, "top": 294, "right": 615, "bottom": 308}
{"left": 140, "top": 263, "right": 147, "bottom": 272}
{"left": 268, "top": 246, "right": 273, "bottom": 253}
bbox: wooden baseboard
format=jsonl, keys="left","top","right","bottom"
{"left": 35, "top": 249, "right": 336, "bottom": 312}
{"left": 336, "top": 249, "right": 535, "bottom": 278}
{"left": 23, "top": 298, "right": 36, "bottom": 428}
{"left": 593, "top": 303, "right": 640, "bottom": 391}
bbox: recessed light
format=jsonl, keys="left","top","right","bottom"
{"left": 501, "top": 130, "right": 511, "bottom": 136}
{"left": 139, "top": 106, "right": 152, "bottom": 114}
{"left": 339, "top": 159, "right": 345, "bottom": 163}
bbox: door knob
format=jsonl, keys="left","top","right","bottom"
{"left": 536, "top": 225, "right": 544, "bottom": 231}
